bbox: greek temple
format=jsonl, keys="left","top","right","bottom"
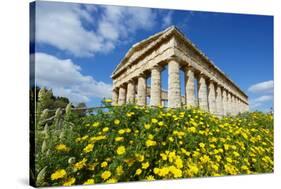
{"left": 111, "top": 26, "right": 249, "bottom": 116}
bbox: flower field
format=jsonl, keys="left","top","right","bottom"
{"left": 34, "top": 104, "right": 273, "bottom": 187}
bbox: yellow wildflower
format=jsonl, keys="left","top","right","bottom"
{"left": 51, "top": 169, "right": 67, "bottom": 180}
{"left": 215, "top": 155, "right": 222, "bottom": 162}
{"left": 63, "top": 177, "right": 75, "bottom": 186}
{"left": 83, "top": 178, "right": 95, "bottom": 185}
{"left": 126, "top": 128, "right": 131, "bottom": 133}
{"left": 175, "top": 158, "right": 183, "bottom": 169}
{"left": 242, "top": 133, "right": 248, "bottom": 140}
{"left": 114, "top": 119, "right": 120, "bottom": 125}
{"left": 116, "top": 165, "right": 124, "bottom": 176}
{"left": 226, "top": 157, "right": 233, "bottom": 163}
{"left": 74, "top": 158, "right": 87, "bottom": 170}
{"left": 118, "top": 129, "right": 125, "bottom": 135}
{"left": 199, "top": 143, "right": 205, "bottom": 148}
{"left": 169, "top": 166, "right": 182, "bottom": 178}
{"left": 187, "top": 126, "right": 196, "bottom": 133}
{"left": 148, "top": 134, "right": 154, "bottom": 139}
{"left": 158, "top": 167, "right": 169, "bottom": 176}
{"left": 83, "top": 143, "right": 94, "bottom": 153}
{"left": 168, "top": 137, "right": 174, "bottom": 142}
{"left": 146, "top": 139, "right": 157, "bottom": 147}
{"left": 200, "top": 155, "right": 210, "bottom": 164}
{"left": 106, "top": 178, "right": 117, "bottom": 184}
{"left": 115, "top": 136, "right": 124, "bottom": 142}
{"left": 188, "top": 164, "right": 199, "bottom": 176}
{"left": 224, "top": 144, "right": 230, "bottom": 150}
{"left": 102, "top": 127, "right": 109, "bottom": 132}
{"left": 55, "top": 144, "right": 69, "bottom": 152}
{"left": 233, "top": 151, "right": 240, "bottom": 157}
{"left": 142, "top": 162, "right": 149, "bottom": 169}
{"left": 160, "top": 153, "right": 167, "bottom": 160}
{"left": 151, "top": 118, "right": 158, "bottom": 123}
{"left": 146, "top": 175, "right": 155, "bottom": 181}
{"left": 144, "top": 124, "right": 151, "bottom": 129}
{"left": 211, "top": 164, "right": 219, "bottom": 171}
{"left": 224, "top": 164, "right": 238, "bottom": 175}
{"left": 101, "top": 161, "right": 108, "bottom": 168}
{"left": 101, "top": 171, "right": 112, "bottom": 180}
{"left": 136, "top": 154, "right": 145, "bottom": 162}
{"left": 92, "top": 122, "right": 100, "bottom": 127}
{"left": 241, "top": 165, "right": 249, "bottom": 171}
{"left": 153, "top": 168, "right": 160, "bottom": 174}
{"left": 116, "top": 146, "right": 126, "bottom": 155}
{"left": 135, "top": 168, "right": 142, "bottom": 175}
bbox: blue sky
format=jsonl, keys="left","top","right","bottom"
{"left": 33, "top": 1, "right": 273, "bottom": 111}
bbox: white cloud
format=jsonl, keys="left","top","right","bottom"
{"left": 36, "top": 2, "right": 156, "bottom": 57}
{"left": 248, "top": 80, "right": 273, "bottom": 94}
{"left": 249, "top": 95, "right": 273, "bottom": 110}
{"left": 162, "top": 11, "right": 174, "bottom": 28}
{"left": 250, "top": 102, "right": 262, "bottom": 109}
{"left": 97, "top": 5, "right": 156, "bottom": 44}
{"left": 252, "top": 95, "right": 273, "bottom": 103}
{"left": 35, "top": 52, "right": 112, "bottom": 103}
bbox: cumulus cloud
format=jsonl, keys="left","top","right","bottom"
{"left": 249, "top": 95, "right": 273, "bottom": 110}
{"left": 252, "top": 95, "right": 273, "bottom": 103}
{"left": 248, "top": 80, "right": 273, "bottom": 110}
{"left": 248, "top": 80, "right": 273, "bottom": 94}
{"left": 162, "top": 11, "right": 174, "bottom": 28}
{"left": 98, "top": 6, "right": 156, "bottom": 40}
{"left": 35, "top": 2, "right": 156, "bottom": 57}
{"left": 34, "top": 52, "right": 112, "bottom": 103}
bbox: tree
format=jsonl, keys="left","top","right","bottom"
{"left": 76, "top": 102, "right": 87, "bottom": 117}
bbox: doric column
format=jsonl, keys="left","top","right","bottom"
{"left": 241, "top": 102, "right": 246, "bottom": 112}
{"left": 137, "top": 74, "right": 147, "bottom": 106}
{"left": 126, "top": 80, "right": 135, "bottom": 103}
{"left": 234, "top": 96, "right": 238, "bottom": 115}
{"left": 208, "top": 80, "right": 216, "bottom": 114}
{"left": 230, "top": 94, "right": 234, "bottom": 115}
{"left": 112, "top": 88, "right": 118, "bottom": 105}
{"left": 232, "top": 96, "right": 236, "bottom": 115}
{"left": 198, "top": 74, "right": 208, "bottom": 111}
{"left": 227, "top": 92, "right": 232, "bottom": 115}
{"left": 237, "top": 99, "right": 241, "bottom": 114}
{"left": 168, "top": 59, "right": 181, "bottom": 108}
{"left": 150, "top": 65, "right": 161, "bottom": 106}
{"left": 245, "top": 104, "right": 250, "bottom": 112}
{"left": 185, "top": 67, "right": 196, "bottom": 107}
{"left": 118, "top": 86, "right": 126, "bottom": 105}
{"left": 222, "top": 89, "right": 227, "bottom": 116}
{"left": 216, "top": 86, "right": 223, "bottom": 116}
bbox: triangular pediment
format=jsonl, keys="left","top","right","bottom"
{"left": 111, "top": 26, "right": 180, "bottom": 78}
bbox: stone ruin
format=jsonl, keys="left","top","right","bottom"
{"left": 111, "top": 26, "right": 249, "bottom": 116}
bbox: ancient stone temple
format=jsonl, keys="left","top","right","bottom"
{"left": 111, "top": 26, "right": 249, "bottom": 116}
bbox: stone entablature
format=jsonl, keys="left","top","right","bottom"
{"left": 111, "top": 26, "right": 249, "bottom": 116}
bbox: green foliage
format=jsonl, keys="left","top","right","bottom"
{"left": 34, "top": 104, "right": 274, "bottom": 187}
